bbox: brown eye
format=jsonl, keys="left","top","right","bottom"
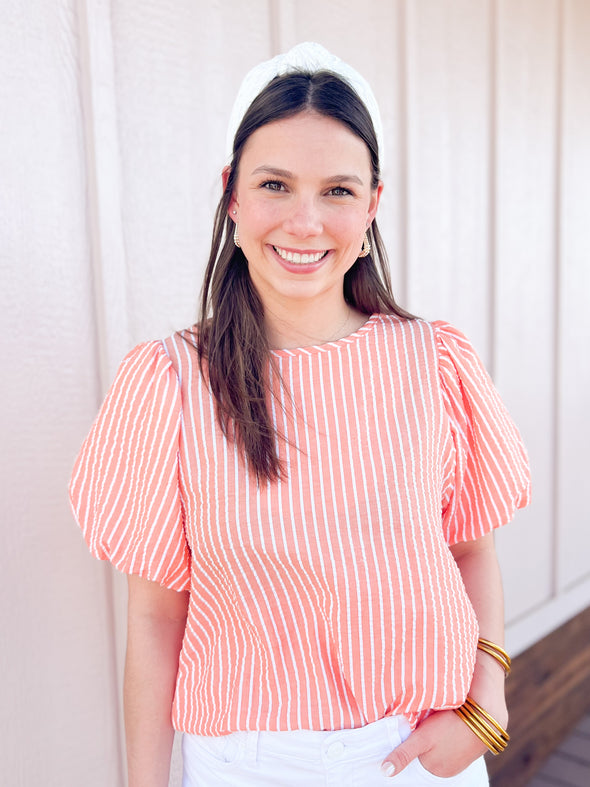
{"left": 262, "top": 181, "right": 286, "bottom": 192}
{"left": 329, "top": 187, "right": 353, "bottom": 197}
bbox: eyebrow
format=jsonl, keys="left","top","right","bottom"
{"left": 250, "top": 166, "right": 364, "bottom": 186}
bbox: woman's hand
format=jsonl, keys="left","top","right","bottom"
{"left": 382, "top": 658, "right": 508, "bottom": 778}
{"left": 381, "top": 707, "right": 489, "bottom": 778}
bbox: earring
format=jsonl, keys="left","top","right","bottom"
{"left": 233, "top": 223, "right": 240, "bottom": 248}
{"left": 358, "top": 232, "right": 371, "bottom": 258}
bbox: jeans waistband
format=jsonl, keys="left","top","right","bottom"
{"left": 240, "top": 714, "right": 411, "bottom": 764}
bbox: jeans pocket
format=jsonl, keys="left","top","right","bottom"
{"left": 183, "top": 731, "right": 245, "bottom": 770}
{"left": 408, "top": 755, "right": 488, "bottom": 785}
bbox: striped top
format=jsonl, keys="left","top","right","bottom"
{"left": 69, "top": 315, "right": 530, "bottom": 735}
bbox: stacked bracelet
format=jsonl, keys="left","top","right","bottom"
{"left": 477, "top": 637, "right": 511, "bottom": 676}
{"left": 454, "top": 696, "right": 510, "bottom": 755}
{"left": 454, "top": 638, "right": 511, "bottom": 754}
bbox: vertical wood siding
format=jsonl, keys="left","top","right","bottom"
{"left": 2, "top": 1, "right": 589, "bottom": 784}
{"left": 557, "top": 0, "right": 590, "bottom": 593}
{"left": 492, "top": 0, "right": 559, "bottom": 620}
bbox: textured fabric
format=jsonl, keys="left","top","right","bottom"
{"left": 224, "top": 42, "right": 384, "bottom": 161}
{"left": 182, "top": 716, "right": 488, "bottom": 786}
{"left": 69, "top": 315, "right": 530, "bottom": 736}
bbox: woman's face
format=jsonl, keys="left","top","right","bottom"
{"left": 229, "top": 111, "right": 382, "bottom": 313}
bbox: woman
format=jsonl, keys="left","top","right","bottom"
{"left": 70, "top": 43, "right": 530, "bottom": 786}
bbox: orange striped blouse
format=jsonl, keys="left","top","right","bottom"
{"left": 69, "top": 315, "right": 530, "bottom": 735}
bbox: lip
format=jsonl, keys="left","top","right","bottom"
{"left": 269, "top": 244, "right": 331, "bottom": 273}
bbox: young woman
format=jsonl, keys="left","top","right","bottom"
{"left": 70, "top": 43, "right": 530, "bottom": 786}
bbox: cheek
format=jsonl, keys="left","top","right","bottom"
{"left": 326, "top": 209, "right": 366, "bottom": 242}
{"left": 242, "top": 202, "right": 284, "bottom": 233}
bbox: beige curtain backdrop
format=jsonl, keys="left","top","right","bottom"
{"left": 1, "top": 1, "right": 589, "bottom": 785}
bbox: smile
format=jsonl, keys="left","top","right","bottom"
{"left": 272, "top": 246, "right": 328, "bottom": 264}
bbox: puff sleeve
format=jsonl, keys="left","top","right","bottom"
{"left": 69, "top": 341, "right": 190, "bottom": 591}
{"left": 436, "top": 322, "right": 531, "bottom": 545}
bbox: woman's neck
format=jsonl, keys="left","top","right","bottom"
{"left": 263, "top": 299, "right": 369, "bottom": 350}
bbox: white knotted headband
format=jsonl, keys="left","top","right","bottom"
{"left": 225, "top": 42, "right": 384, "bottom": 164}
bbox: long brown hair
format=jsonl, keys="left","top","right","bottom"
{"left": 188, "top": 71, "right": 413, "bottom": 481}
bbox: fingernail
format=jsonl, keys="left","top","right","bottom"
{"left": 381, "top": 761, "right": 396, "bottom": 777}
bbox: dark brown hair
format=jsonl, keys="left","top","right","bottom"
{"left": 189, "top": 70, "right": 413, "bottom": 481}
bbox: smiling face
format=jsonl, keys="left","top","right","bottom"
{"left": 229, "top": 111, "right": 382, "bottom": 317}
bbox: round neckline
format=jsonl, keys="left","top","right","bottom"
{"left": 270, "top": 313, "right": 380, "bottom": 358}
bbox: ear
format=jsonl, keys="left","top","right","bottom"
{"left": 221, "top": 165, "right": 231, "bottom": 191}
{"left": 367, "top": 180, "right": 384, "bottom": 227}
{"left": 223, "top": 165, "right": 239, "bottom": 221}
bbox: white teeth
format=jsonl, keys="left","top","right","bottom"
{"left": 273, "top": 246, "right": 326, "bottom": 263}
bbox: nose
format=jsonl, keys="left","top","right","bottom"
{"left": 282, "top": 196, "right": 323, "bottom": 238}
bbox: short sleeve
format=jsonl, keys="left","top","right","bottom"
{"left": 435, "top": 322, "right": 531, "bottom": 545}
{"left": 69, "top": 341, "right": 191, "bottom": 591}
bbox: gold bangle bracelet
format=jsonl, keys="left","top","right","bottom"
{"left": 477, "top": 644, "right": 511, "bottom": 674}
{"left": 460, "top": 705, "right": 508, "bottom": 751}
{"left": 477, "top": 638, "right": 511, "bottom": 673}
{"left": 464, "top": 697, "right": 510, "bottom": 740}
{"left": 454, "top": 695, "right": 510, "bottom": 755}
{"left": 477, "top": 637, "right": 511, "bottom": 675}
{"left": 460, "top": 703, "right": 506, "bottom": 744}
{"left": 454, "top": 710, "right": 506, "bottom": 755}
{"left": 454, "top": 707, "right": 505, "bottom": 754}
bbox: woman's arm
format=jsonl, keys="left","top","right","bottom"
{"left": 124, "top": 574, "right": 190, "bottom": 787}
{"left": 382, "top": 532, "right": 508, "bottom": 778}
{"left": 449, "top": 532, "right": 509, "bottom": 727}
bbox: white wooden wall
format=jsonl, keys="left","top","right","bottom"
{"left": 1, "top": 2, "right": 589, "bottom": 785}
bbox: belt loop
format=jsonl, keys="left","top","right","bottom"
{"left": 244, "top": 730, "right": 259, "bottom": 764}
{"left": 384, "top": 714, "right": 404, "bottom": 749}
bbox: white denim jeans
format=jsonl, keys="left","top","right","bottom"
{"left": 181, "top": 715, "right": 489, "bottom": 786}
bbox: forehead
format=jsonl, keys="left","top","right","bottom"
{"left": 239, "top": 111, "right": 372, "bottom": 174}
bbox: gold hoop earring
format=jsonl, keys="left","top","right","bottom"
{"left": 233, "top": 224, "right": 240, "bottom": 248}
{"left": 358, "top": 232, "right": 371, "bottom": 258}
